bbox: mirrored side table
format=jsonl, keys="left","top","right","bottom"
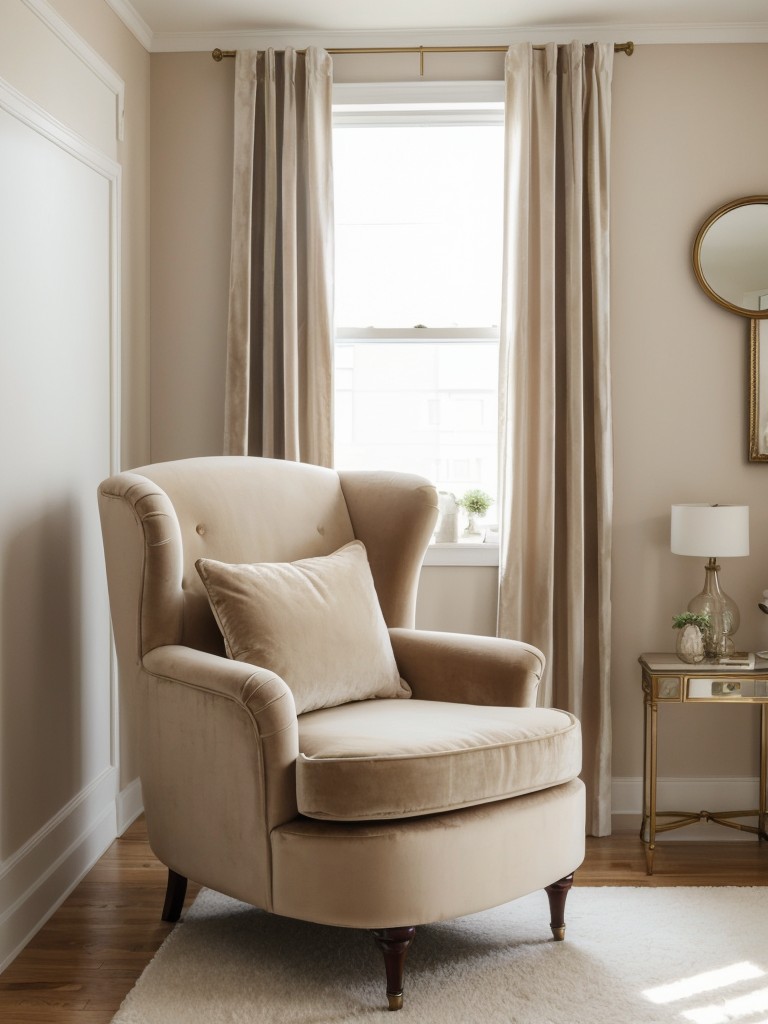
{"left": 639, "top": 653, "right": 768, "bottom": 875}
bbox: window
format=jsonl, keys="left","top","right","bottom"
{"left": 332, "top": 84, "right": 504, "bottom": 522}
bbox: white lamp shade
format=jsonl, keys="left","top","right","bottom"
{"left": 671, "top": 504, "right": 749, "bottom": 557}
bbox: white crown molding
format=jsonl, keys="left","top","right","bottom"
{"left": 103, "top": 0, "right": 153, "bottom": 51}
{"left": 622, "top": 20, "right": 768, "bottom": 44}
{"left": 149, "top": 22, "right": 768, "bottom": 53}
{"left": 19, "top": 0, "right": 126, "bottom": 137}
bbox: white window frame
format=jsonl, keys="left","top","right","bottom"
{"left": 332, "top": 81, "right": 504, "bottom": 567}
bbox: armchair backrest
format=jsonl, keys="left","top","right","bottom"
{"left": 98, "top": 456, "right": 438, "bottom": 678}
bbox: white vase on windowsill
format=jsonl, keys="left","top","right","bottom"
{"left": 435, "top": 492, "right": 460, "bottom": 543}
{"left": 464, "top": 513, "right": 481, "bottom": 537}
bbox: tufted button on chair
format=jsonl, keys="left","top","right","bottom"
{"left": 98, "top": 456, "right": 585, "bottom": 1011}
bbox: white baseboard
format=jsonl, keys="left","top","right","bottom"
{"left": 612, "top": 775, "right": 763, "bottom": 840}
{"left": 116, "top": 777, "right": 143, "bottom": 835}
{"left": 0, "top": 767, "right": 118, "bottom": 974}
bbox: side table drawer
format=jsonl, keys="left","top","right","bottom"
{"left": 687, "top": 677, "right": 768, "bottom": 700}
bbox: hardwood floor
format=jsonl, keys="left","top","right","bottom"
{"left": 0, "top": 818, "right": 765, "bottom": 1023}
{"left": 0, "top": 820, "right": 201, "bottom": 1024}
{"left": 577, "top": 832, "right": 768, "bottom": 886}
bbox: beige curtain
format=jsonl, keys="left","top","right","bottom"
{"left": 224, "top": 48, "right": 334, "bottom": 466}
{"left": 498, "top": 42, "right": 614, "bottom": 836}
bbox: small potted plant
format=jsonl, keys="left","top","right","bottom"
{"left": 457, "top": 489, "right": 494, "bottom": 536}
{"left": 672, "top": 612, "right": 710, "bottom": 664}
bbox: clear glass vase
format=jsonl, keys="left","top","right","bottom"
{"left": 675, "top": 623, "right": 705, "bottom": 664}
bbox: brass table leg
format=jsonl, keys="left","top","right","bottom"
{"left": 646, "top": 700, "right": 658, "bottom": 875}
{"left": 760, "top": 704, "right": 767, "bottom": 839}
{"left": 640, "top": 694, "right": 649, "bottom": 843}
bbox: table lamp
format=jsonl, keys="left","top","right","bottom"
{"left": 670, "top": 503, "right": 749, "bottom": 659}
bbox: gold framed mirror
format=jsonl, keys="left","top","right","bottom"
{"left": 749, "top": 319, "right": 768, "bottom": 460}
{"left": 693, "top": 196, "right": 768, "bottom": 318}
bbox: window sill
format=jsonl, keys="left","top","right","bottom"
{"left": 423, "top": 542, "right": 499, "bottom": 567}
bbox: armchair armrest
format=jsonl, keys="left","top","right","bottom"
{"left": 143, "top": 645, "right": 296, "bottom": 728}
{"left": 138, "top": 646, "right": 300, "bottom": 910}
{"left": 389, "top": 628, "right": 545, "bottom": 708}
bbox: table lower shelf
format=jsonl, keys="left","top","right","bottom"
{"left": 640, "top": 809, "right": 768, "bottom": 874}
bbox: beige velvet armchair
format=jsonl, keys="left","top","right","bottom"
{"left": 98, "top": 456, "right": 585, "bottom": 1011}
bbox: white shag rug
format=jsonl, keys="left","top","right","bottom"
{"left": 111, "top": 886, "right": 768, "bottom": 1024}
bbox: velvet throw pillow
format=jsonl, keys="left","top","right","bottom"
{"left": 195, "top": 541, "right": 410, "bottom": 714}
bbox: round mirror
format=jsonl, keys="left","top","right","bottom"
{"left": 693, "top": 196, "right": 768, "bottom": 317}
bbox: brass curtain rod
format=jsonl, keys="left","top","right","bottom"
{"left": 212, "top": 41, "right": 634, "bottom": 77}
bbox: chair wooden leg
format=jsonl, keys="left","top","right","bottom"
{"left": 372, "top": 926, "right": 416, "bottom": 1011}
{"left": 161, "top": 868, "right": 188, "bottom": 923}
{"left": 544, "top": 873, "right": 574, "bottom": 941}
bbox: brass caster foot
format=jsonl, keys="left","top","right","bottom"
{"left": 387, "top": 992, "right": 404, "bottom": 1011}
{"left": 545, "top": 874, "right": 573, "bottom": 944}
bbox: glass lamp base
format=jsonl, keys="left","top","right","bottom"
{"left": 688, "top": 561, "right": 739, "bottom": 660}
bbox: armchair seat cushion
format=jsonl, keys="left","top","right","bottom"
{"left": 296, "top": 699, "right": 581, "bottom": 821}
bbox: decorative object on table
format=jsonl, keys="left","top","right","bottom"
{"left": 457, "top": 489, "right": 493, "bottom": 536}
{"left": 671, "top": 612, "right": 709, "bottom": 664}
{"left": 670, "top": 503, "right": 749, "bottom": 659}
{"left": 435, "top": 491, "right": 460, "bottom": 543}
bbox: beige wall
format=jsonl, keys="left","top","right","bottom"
{"left": 417, "top": 566, "right": 498, "bottom": 636}
{"left": 149, "top": 42, "right": 768, "bottom": 822}
{"left": 150, "top": 53, "right": 233, "bottom": 462}
{"left": 611, "top": 44, "right": 768, "bottom": 789}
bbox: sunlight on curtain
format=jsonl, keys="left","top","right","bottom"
{"left": 497, "top": 41, "right": 614, "bottom": 836}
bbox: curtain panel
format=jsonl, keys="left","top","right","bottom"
{"left": 498, "top": 42, "right": 614, "bottom": 836}
{"left": 224, "top": 47, "right": 334, "bottom": 466}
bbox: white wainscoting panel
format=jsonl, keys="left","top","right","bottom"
{"left": 0, "top": 74, "right": 121, "bottom": 971}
